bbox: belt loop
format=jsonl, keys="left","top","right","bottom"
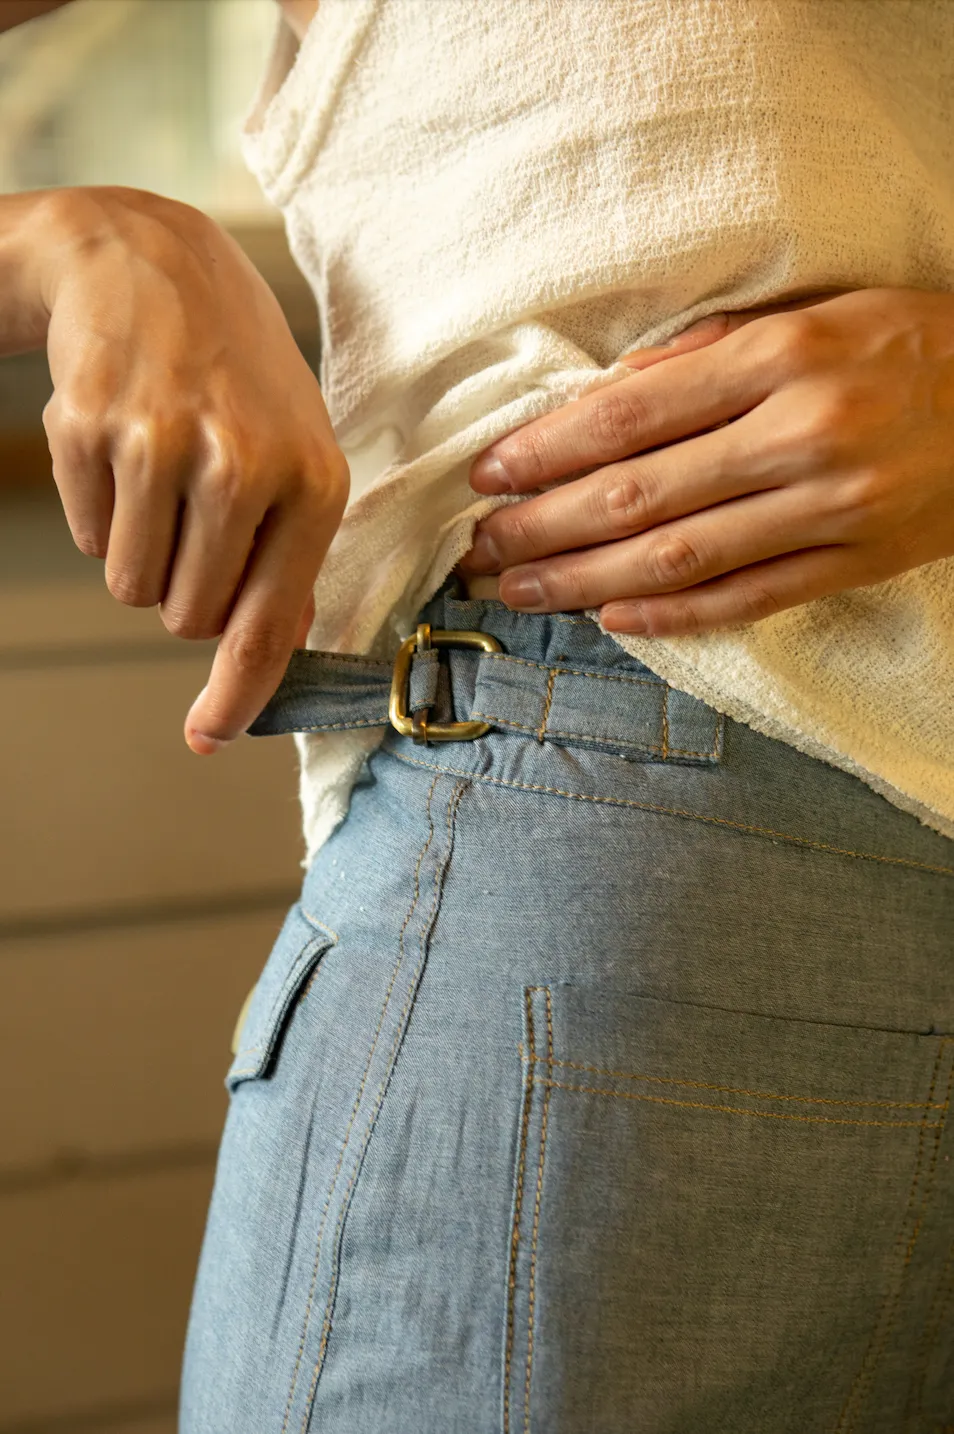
{"left": 389, "top": 626, "right": 503, "bottom": 743}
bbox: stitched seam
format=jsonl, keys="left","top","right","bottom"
{"left": 915, "top": 1236, "right": 954, "bottom": 1423}
{"left": 302, "top": 779, "right": 468, "bottom": 1426}
{"left": 541, "top": 1078, "right": 943, "bottom": 1129}
{"left": 301, "top": 913, "right": 341, "bottom": 944}
{"left": 834, "top": 1040, "right": 952, "bottom": 1433}
{"left": 276, "top": 718, "right": 388, "bottom": 733}
{"left": 387, "top": 750, "right": 954, "bottom": 879}
{"left": 290, "top": 651, "right": 391, "bottom": 668}
{"left": 661, "top": 683, "right": 670, "bottom": 761}
{"left": 482, "top": 653, "right": 661, "bottom": 686}
{"left": 469, "top": 708, "right": 718, "bottom": 758}
{"left": 526, "top": 1052, "right": 949, "bottom": 1112}
{"left": 525, "top": 988, "right": 552, "bottom": 1434}
{"left": 504, "top": 994, "right": 538, "bottom": 1434}
{"left": 537, "top": 669, "right": 556, "bottom": 743}
{"left": 859, "top": 1044, "right": 954, "bottom": 1430}
{"left": 554, "top": 615, "right": 597, "bottom": 625}
{"left": 279, "top": 772, "right": 442, "bottom": 1434}
{"left": 230, "top": 928, "right": 336, "bottom": 1072}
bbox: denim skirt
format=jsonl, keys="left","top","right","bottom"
{"left": 180, "top": 578, "right": 954, "bottom": 1434}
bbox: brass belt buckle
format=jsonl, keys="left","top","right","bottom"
{"left": 389, "top": 623, "right": 502, "bottom": 744}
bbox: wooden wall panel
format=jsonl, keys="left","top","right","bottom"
{"left": 0, "top": 492, "right": 316, "bottom": 1428}
{"left": 0, "top": 908, "right": 288, "bottom": 1174}
{"left": 0, "top": 656, "right": 304, "bottom": 923}
{"left": 0, "top": 1165, "right": 214, "bottom": 1425}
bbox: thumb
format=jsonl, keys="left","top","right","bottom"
{"left": 183, "top": 594, "right": 317, "bottom": 757}
{"left": 619, "top": 289, "right": 854, "bottom": 371}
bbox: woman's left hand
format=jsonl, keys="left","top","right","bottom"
{"left": 459, "top": 287, "right": 954, "bottom": 635}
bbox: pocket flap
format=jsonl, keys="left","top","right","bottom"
{"left": 227, "top": 903, "right": 338, "bottom": 1087}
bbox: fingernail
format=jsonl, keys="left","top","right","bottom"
{"left": 602, "top": 603, "right": 647, "bottom": 634}
{"left": 470, "top": 454, "right": 512, "bottom": 493}
{"left": 465, "top": 529, "right": 502, "bottom": 572}
{"left": 501, "top": 571, "right": 545, "bottom": 610}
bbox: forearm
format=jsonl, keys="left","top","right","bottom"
{"left": 0, "top": 1, "right": 75, "bottom": 35}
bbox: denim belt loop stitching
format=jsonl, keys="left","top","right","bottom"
{"left": 248, "top": 644, "right": 723, "bottom": 766}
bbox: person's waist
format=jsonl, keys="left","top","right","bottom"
{"left": 248, "top": 579, "right": 724, "bottom": 767}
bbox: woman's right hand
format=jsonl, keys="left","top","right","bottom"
{"left": 28, "top": 185, "right": 349, "bottom": 752}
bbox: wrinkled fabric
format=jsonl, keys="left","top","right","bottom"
{"left": 181, "top": 588, "right": 954, "bottom": 1434}
{"left": 240, "top": 0, "right": 954, "bottom": 865}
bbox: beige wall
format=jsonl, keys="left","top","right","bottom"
{"left": 0, "top": 496, "right": 306, "bottom": 1432}
{"left": 0, "top": 11, "right": 321, "bottom": 1425}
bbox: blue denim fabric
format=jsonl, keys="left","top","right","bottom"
{"left": 181, "top": 579, "right": 954, "bottom": 1434}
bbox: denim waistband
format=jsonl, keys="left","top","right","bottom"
{"left": 248, "top": 575, "right": 723, "bottom": 766}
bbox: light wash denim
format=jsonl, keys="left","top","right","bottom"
{"left": 180, "top": 576, "right": 954, "bottom": 1434}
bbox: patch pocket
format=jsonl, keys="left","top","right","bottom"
{"left": 226, "top": 902, "right": 338, "bottom": 1088}
{"left": 504, "top": 984, "right": 954, "bottom": 1434}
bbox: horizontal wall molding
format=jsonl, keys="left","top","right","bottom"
{"left": 0, "top": 640, "right": 213, "bottom": 673}
{"left": 0, "top": 1139, "right": 219, "bottom": 1199}
{"left": 0, "top": 883, "right": 298, "bottom": 945}
{"left": 0, "top": 1391, "right": 177, "bottom": 1434}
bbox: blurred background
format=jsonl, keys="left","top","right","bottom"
{"left": 0, "top": 3, "right": 319, "bottom": 1430}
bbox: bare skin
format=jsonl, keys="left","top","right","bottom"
{"left": 0, "top": 0, "right": 344, "bottom": 753}
{"left": 3, "top": 1, "right": 952, "bottom": 722}
{"left": 277, "top": 0, "right": 319, "bottom": 43}
{"left": 461, "top": 287, "right": 954, "bottom": 634}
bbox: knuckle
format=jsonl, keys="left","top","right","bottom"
{"left": 800, "top": 388, "right": 863, "bottom": 462}
{"left": 199, "top": 458, "right": 252, "bottom": 512}
{"left": 44, "top": 395, "right": 102, "bottom": 459}
{"left": 325, "top": 448, "right": 351, "bottom": 502}
{"left": 514, "top": 559, "right": 577, "bottom": 610}
{"left": 745, "top": 310, "right": 824, "bottom": 375}
{"left": 599, "top": 466, "right": 652, "bottom": 531}
{"left": 771, "top": 386, "right": 859, "bottom": 470}
{"left": 644, "top": 531, "right": 705, "bottom": 588}
{"left": 120, "top": 413, "right": 197, "bottom": 478}
{"left": 498, "top": 434, "right": 549, "bottom": 487}
{"left": 223, "top": 621, "right": 288, "bottom": 675}
{"left": 500, "top": 503, "right": 546, "bottom": 553}
{"left": 587, "top": 386, "right": 649, "bottom": 453}
{"left": 115, "top": 416, "right": 161, "bottom": 471}
{"left": 550, "top": 573, "right": 579, "bottom": 613}
{"left": 732, "top": 575, "right": 783, "bottom": 623}
{"left": 826, "top": 466, "right": 895, "bottom": 538}
{"left": 657, "top": 598, "right": 705, "bottom": 635}
{"left": 303, "top": 451, "right": 351, "bottom": 519}
{"left": 551, "top": 564, "right": 589, "bottom": 610}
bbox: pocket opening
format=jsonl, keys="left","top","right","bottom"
{"left": 226, "top": 902, "right": 338, "bottom": 1088}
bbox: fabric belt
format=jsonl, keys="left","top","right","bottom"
{"left": 248, "top": 641, "right": 725, "bottom": 767}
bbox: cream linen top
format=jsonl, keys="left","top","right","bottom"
{"left": 242, "top": 0, "right": 954, "bottom": 865}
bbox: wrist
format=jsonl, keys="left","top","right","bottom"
{"left": 36, "top": 184, "right": 221, "bottom": 300}
{"left": 0, "top": 186, "right": 207, "bottom": 355}
{"left": 0, "top": 188, "right": 74, "bottom": 355}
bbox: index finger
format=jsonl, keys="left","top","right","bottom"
{"left": 183, "top": 499, "right": 331, "bottom": 753}
{"left": 467, "top": 344, "right": 759, "bottom": 498}
{"left": 469, "top": 293, "right": 848, "bottom": 497}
